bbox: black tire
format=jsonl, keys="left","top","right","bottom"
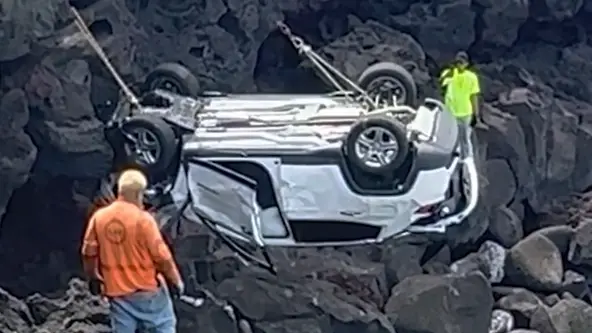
{"left": 357, "top": 62, "right": 418, "bottom": 107}
{"left": 120, "top": 116, "right": 177, "bottom": 175}
{"left": 143, "top": 63, "right": 200, "bottom": 96}
{"left": 344, "top": 116, "right": 410, "bottom": 175}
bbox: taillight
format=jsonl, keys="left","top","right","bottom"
{"left": 415, "top": 203, "right": 439, "bottom": 214}
{"left": 415, "top": 203, "right": 451, "bottom": 216}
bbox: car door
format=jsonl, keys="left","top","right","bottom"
{"left": 184, "top": 158, "right": 263, "bottom": 246}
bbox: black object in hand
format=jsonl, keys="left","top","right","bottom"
{"left": 88, "top": 279, "right": 102, "bottom": 295}
{"left": 167, "top": 282, "right": 182, "bottom": 299}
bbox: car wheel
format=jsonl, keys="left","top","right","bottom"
{"left": 344, "top": 116, "right": 410, "bottom": 175}
{"left": 357, "top": 62, "right": 418, "bottom": 107}
{"left": 143, "top": 62, "right": 200, "bottom": 96}
{"left": 121, "top": 116, "right": 177, "bottom": 175}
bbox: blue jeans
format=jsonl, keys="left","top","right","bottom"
{"left": 109, "top": 286, "right": 176, "bottom": 333}
{"left": 456, "top": 115, "right": 473, "bottom": 158}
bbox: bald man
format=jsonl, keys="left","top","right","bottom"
{"left": 81, "top": 169, "right": 184, "bottom": 333}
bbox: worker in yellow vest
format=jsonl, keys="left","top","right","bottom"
{"left": 439, "top": 51, "right": 482, "bottom": 157}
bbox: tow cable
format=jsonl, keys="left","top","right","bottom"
{"left": 69, "top": 6, "right": 141, "bottom": 109}
{"left": 275, "top": 21, "right": 378, "bottom": 110}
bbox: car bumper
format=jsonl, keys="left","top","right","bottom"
{"left": 405, "top": 155, "right": 479, "bottom": 234}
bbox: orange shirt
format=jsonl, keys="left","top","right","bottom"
{"left": 81, "top": 198, "right": 181, "bottom": 297}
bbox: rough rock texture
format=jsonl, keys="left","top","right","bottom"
{"left": 384, "top": 271, "right": 494, "bottom": 333}
{"left": 3, "top": 0, "right": 592, "bottom": 332}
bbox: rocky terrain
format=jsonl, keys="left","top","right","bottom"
{"left": 2, "top": 0, "right": 592, "bottom": 332}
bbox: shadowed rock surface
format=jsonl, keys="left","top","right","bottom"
{"left": 2, "top": 0, "right": 592, "bottom": 332}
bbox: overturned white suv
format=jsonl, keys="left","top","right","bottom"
{"left": 99, "top": 24, "right": 478, "bottom": 270}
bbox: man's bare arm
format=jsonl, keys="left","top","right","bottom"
{"left": 470, "top": 72, "right": 481, "bottom": 122}
{"left": 81, "top": 217, "right": 100, "bottom": 279}
{"left": 142, "top": 213, "right": 182, "bottom": 286}
{"left": 471, "top": 94, "right": 479, "bottom": 116}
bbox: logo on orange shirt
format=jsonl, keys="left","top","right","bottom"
{"left": 104, "top": 219, "right": 126, "bottom": 244}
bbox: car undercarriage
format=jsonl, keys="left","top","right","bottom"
{"left": 74, "top": 11, "right": 479, "bottom": 273}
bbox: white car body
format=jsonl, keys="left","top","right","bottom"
{"left": 144, "top": 90, "right": 479, "bottom": 248}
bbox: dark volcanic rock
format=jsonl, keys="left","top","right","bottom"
{"left": 535, "top": 225, "right": 575, "bottom": 257}
{"left": 380, "top": 236, "right": 427, "bottom": 289}
{"left": 3, "top": 0, "right": 592, "bottom": 331}
{"left": 24, "top": 58, "right": 114, "bottom": 177}
{"left": 390, "top": 0, "right": 476, "bottom": 63}
{"left": 0, "top": 89, "right": 37, "bottom": 221}
{"left": 568, "top": 220, "right": 592, "bottom": 268}
{"left": 450, "top": 240, "right": 507, "bottom": 283}
{"left": 0, "top": 278, "right": 109, "bottom": 333}
{"left": 0, "top": 286, "right": 35, "bottom": 333}
{"left": 217, "top": 273, "right": 394, "bottom": 333}
{"left": 384, "top": 272, "right": 493, "bottom": 333}
{"left": 530, "top": 299, "right": 592, "bottom": 333}
{"left": 496, "top": 288, "right": 546, "bottom": 328}
{"left": 488, "top": 205, "right": 524, "bottom": 248}
{"left": 25, "top": 279, "right": 109, "bottom": 332}
{"left": 504, "top": 232, "right": 564, "bottom": 291}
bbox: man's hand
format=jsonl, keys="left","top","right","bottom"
{"left": 167, "top": 280, "right": 185, "bottom": 299}
{"left": 470, "top": 114, "right": 477, "bottom": 127}
{"left": 88, "top": 278, "right": 103, "bottom": 296}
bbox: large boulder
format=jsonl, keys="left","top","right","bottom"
{"left": 384, "top": 272, "right": 493, "bottom": 333}
{"left": 217, "top": 273, "right": 394, "bottom": 333}
{"left": 530, "top": 299, "right": 592, "bottom": 333}
{"left": 504, "top": 232, "right": 563, "bottom": 291}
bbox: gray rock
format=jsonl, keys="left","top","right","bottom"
{"left": 217, "top": 274, "right": 395, "bottom": 333}
{"left": 422, "top": 244, "right": 453, "bottom": 275}
{"left": 497, "top": 288, "right": 546, "bottom": 328}
{"left": 504, "top": 233, "right": 563, "bottom": 291}
{"left": 568, "top": 220, "right": 592, "bottom": 267}
{"left": 380, "top": 236, "right": 427, "bottom": 289}
{"left": 489, "top": 205, "right": 524, "bottom": 248}
{"left": 390, "top": 0, "right": 476, "bottom": 63}
{"left": 0, "top": 286, "right": 35, "bottom": 333}
{"left": 5, "top": 0, "right": 592, "bottom": 332}
{"left": 489, "top": 309, "right": 515, "bottom": 333}
{"left": 530, "top": 299, "right": 592, "bottom": 333}
{"left": 24, "top": 59, "right": 113, "bottom": 178}
{"left": 542, "top": 294, "right": 560, "bottom": 307}
{"left": 313, "top": 20, "right": 430, "bottom": 90}
{"left": 560, "top": 270, "right": 590, "bottom": 300}
{"left": 26, "top": 279, "right": 109, "bottom": 332}
{"left": 533, "top": 225, "right": 574, "bottom": 257}
{"left": 484, "top": 160, "right": 518, "bottom": 208}
{"left": 385, "top": 272, "right": 493, "bottom": 333}
{"left": 530, "top": 0, "right": 583, "bottom": 21}
{"left": 478, "top": 0, "right": 529, "bottom": 47}
{"left": 450, "top": 240, "right": 507, "bottom": 283}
